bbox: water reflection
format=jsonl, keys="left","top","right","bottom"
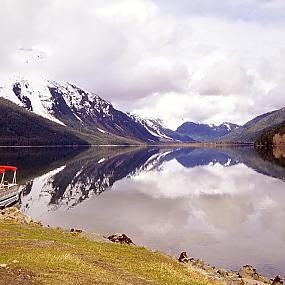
{"left": 256, "top": 146, "right": 285, "bottom": 170}
{"left": 0, "top": 146, "right": 284, "bottom": 277}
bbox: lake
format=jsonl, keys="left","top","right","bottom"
{"left": 1, "top": 146, "right": 284, "bottom": 277}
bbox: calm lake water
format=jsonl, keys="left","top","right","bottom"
{"left": 1, "top": 146, "right": 285, "bottom": 277}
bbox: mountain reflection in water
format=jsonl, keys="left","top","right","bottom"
{"left": 0, "top": 146, "right": 284, "bottom": 277}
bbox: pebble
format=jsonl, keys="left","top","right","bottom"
{"left": 0, "top": 264, "right": 7, "bottom": 268}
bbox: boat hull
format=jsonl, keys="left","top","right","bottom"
{"left": 0, "top": 185, "right": 21, "bottom": 207}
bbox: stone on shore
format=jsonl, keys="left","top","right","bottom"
{"left": 0, "top": 207, "right": 41, "bottom": 226}
{"left": 178, "top": 251, "right": 191, "bottom": 263}
{"left": 0, "top": 264, "right": 7, "bottom": 268}
{"left": 272, "top": 276, "right": 283, "bottom": 285}
{"left": 239, "top": 265, "right": 270, "bottom": 284}
{"left": 70, "top": 228, "right": 83, "bottom": 234}
{"left": 217, "top": 268, "right": 229, "bottom": 278}
{"left": 107, "top": 233, "right": 134, "bottom": 245}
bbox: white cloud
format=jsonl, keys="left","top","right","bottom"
{"left": 128, "top": 92, "right": 255, "bottom": 128}
{"left": 1, "top": 0, "right": 285, "bottom": 127}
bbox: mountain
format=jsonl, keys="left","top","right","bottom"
{"left": 0, "top": 75, "right": 159, "bottom": 143}
{"left": 128, "top": 114, "right": 195, "bottom": 142}
{"left": 176, "top": 122, "right": 239, "bottom": 141}
{"left": 219, "top": 107, "right": 285, "bottom": 143}
{"left": 0, "top": 98, "right": 149, "bottom": 146}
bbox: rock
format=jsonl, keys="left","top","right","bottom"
{"left": 0, "top": 264, "right": 7, "bottom": 268}
{"left": 202, "top": 264, "right": 217, "bottom": 275}
{"left": 1, "top": 207, "right": 20, "bottom": 219}
{"left": 239, "top": 265, "right": 270, "bottom": 283}
{"left": 217, "top": 268, "right": 229, "bottom": 278}
{"left": 239, "top": 265, "right": 259, "bottom": 280}
{"left": 272, "top": 275, "right": 283, "bottom": 285}
{"left": 261, "top": 275, "right": 272, "bottom": 284}
{"left": 0, "top": 207, "right": 40, "bottom": 226}
{"left": 24, "top": 216, "right": 32, "bottom": 224}
{"left": 107, "top": 233, "right": 134, "bottom": 245}
{"left": 70, "top": 228, "right": 83, "bottom": 234}
{"left": 178, "top": 252, "right": 191, "bottom": 263}
{"left": 192, "top": 258, "right": 205, "bottom": 267}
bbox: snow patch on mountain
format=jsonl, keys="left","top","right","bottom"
{"left": 176, "top": 121, "right": 239, "bottom": 142}
{"left": 127, "top": 113, "right": 173, "bottom": 140}
{"left": 97, "top": 128, "right": 106, "bottom": 134}
{"left": 0, "top": 75, "right": 65, "bottom": 125}
{"left": 0, "top": 73, "right": 160, "bottom": 142}
{"left": 0, "top": 75, "right": 115, "bottom": 127}
{"left": 48, "top": 80, "right": 112, "bottom": 118}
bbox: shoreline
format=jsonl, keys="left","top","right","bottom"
{"left": 0, "top": 142, "right": 255, "bottom": 148}
{"left": 0, "top": 207, "right": 283, "bottom": 285}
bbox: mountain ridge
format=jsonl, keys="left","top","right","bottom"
{"left": 219, "top": 107, "right": 285, "bottom": 143}
{"left": 1, "top": 74, "right": 285, "bottom": 145}
{"left": 0, "top": 75, "right": 158, "bottom": 143}
{"left": 128, "top": 113, "right": 195, "bottom": 142}
{"left": 176, "top": 121, "right": 239, "bottom": 142}
{"left": 0, "top": 98, "right": 144, "bottom": 146}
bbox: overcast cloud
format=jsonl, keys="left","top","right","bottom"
{"left": 1, "top": 0, "right": 285, "bottom": 128}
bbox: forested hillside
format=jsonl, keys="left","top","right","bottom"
{"left": 255, "top": 122, "right": 285, "bottom": 147}
{"left": 0, "top": 98, "right": 89, "bottom": 146}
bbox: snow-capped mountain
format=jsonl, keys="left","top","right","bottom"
{"left": 128, "top": 114, "right": 172, "bottom": 139}
{"left": 128, "top": 113, "right": 195, "bottom": 142}
{"left": 176, "top": 122, "right": 239, "bottom": 142}
{"left": 0, "top": 75, "right": 158, "bottom": 142}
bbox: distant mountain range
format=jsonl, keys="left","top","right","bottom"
{"left": 0, "top": 74, "right": 284, "bottom": 145}
{"left": 176, "top": 122, "right": 239, "bottom": 141}
{"left": 128, "top": 114, "right": 195, "bottom": 142}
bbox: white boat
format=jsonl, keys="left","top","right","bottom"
{"left": 0, "top": 166, "right": 20, "bottom": 207}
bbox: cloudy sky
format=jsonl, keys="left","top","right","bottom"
{"left": 1, "top": 0, "right": 285, "bottom": 128}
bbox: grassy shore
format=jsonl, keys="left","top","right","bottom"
{"left": 0, "top": 217, "right": 220, "bottom": 285}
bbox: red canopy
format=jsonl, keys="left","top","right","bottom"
{"left": 0, "top": 166, "right": 17, "bottom": 172}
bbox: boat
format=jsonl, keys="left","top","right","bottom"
{"left": 0, "top": 165, "right": 20, "bottom": 207}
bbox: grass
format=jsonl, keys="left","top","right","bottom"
{"left": 0, "top": 220, "right": 220, "bottom": 285}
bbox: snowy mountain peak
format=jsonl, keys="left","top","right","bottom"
{"left": 127, "top": 113, "right": 173, "bottom": 140}
{"left": 127, "top": 113, "right": 195, "bottom": 142}
{"left": 0, "top": 75, "right": 64, "bottom": 125}
{"left": 0, "top": 75, "right": 115, "bottom": 125}
{"left": 0, "top": 75, "right": 158, "bottom": 142}
{"left": 176, "top": 121, "right": 239, "bottom": 142}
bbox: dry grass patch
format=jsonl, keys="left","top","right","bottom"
{"left": 0, "top": 220, "right": 221, "bottom": 285}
